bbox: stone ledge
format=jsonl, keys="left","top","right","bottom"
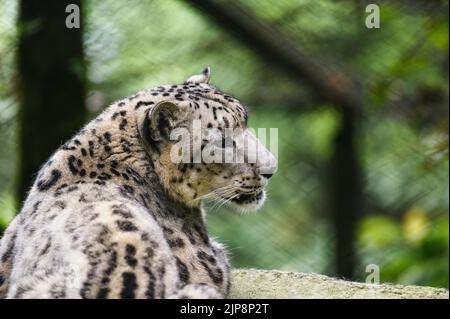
{"left": 229, "top": 268, "right": 449, "bottom": 299}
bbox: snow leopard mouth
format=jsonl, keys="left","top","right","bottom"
{"left": 231, "top": 190, "right": 264, "bottom": 205}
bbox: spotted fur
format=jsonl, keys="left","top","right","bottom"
{"left": 0, "top": 68, "right": 276, "bottom": 299}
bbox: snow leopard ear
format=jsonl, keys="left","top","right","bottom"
{"left": 148, "top": 101, "right": 179, "bottom": 141}
{"left": 185, "top": 66, "right": 211, "bottom": 84}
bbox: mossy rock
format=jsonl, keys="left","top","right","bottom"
{"left": 229, "top": 269, "right": 449, "bottom": 299}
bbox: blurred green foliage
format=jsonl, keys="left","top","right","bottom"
{"left": 0, "top": 0, "right": 448, "bottom": 287}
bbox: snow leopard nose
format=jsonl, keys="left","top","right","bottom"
{"left": 255, "top": 148, "right": 277, "bottom": 178}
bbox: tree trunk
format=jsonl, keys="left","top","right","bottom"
{"left": 330, "top": 107, "right": 363, "bottom": 279}
{"left": 16, "top": 0, "right": 86, "bottom": 202}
